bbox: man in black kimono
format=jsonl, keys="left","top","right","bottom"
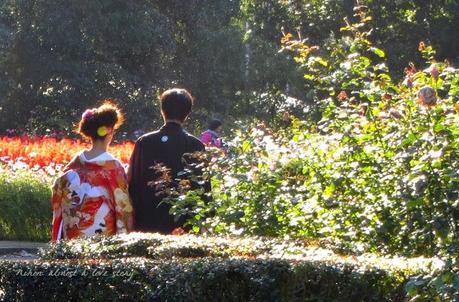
{"left": 128, "top": 88, "right": 206, "bottom": 233}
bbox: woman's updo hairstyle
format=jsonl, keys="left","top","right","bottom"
{"left": 77, "top": 100, "right": 124, "bottom": 141}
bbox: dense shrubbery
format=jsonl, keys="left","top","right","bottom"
{"left": 0, "top": 233, "right": 441, "bottom": 301}
{"left": 0, "top": 167, "right": 51, "bottom": 241}
{"left": 406, "top": 258, "right": 459, "bottom": 301}
{"left": 162, "top": 10, "right": 459, "bottom": 300}
{"left": 171, "top": 9, "right": 459, "bottom": 259}
{"left": 0, "top": 258, "right": 407, "bottom": 302}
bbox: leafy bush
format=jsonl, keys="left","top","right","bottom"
{"left": 0, "top": 258, "right": 405, "bottom": 302}
{"left": 405, "top": 258, "right": 459, "bottom": 302}
{"left": 0, "top": 167, "right": 51, "bottom": 241}
{"left": 38, "top": 233, "right": 437, "bottom": 269}
{"left": 169, "top": 8, "right": 459, "bottom": 259}
{"left": 0, "top": 233, "right": 441, "bottom": 301}
{"left": 163, "top": 10, "right": 459, "bottom": 299}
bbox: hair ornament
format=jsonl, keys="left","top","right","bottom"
{"left": 82, "top": 109, "right": 96, "bottom": 120}
{"left": 97, "top": 126, "right": 112, "bottom": 137}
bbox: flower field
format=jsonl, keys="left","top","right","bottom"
{"left": 0, "top": 136, "right": 134, "bottom": 177}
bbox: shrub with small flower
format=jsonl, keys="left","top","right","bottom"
{"left": 177, "top": 8, "right": 459, "bottom": 257}
{"left": 166, "top": 9, "right": 459, "bottom": 300}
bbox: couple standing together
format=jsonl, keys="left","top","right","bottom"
{"left": 51, "top": 88, "right": 207, "bottom": 240}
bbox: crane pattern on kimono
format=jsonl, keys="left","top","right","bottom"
{"left": 65, "top": 170, "right": 111, "bottom": 235}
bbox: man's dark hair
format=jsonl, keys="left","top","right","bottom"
{"left": 160, "top": 88, "right": 194, "bottom": 122}
{"left": 208, "top": 119, "right": 222, "bottom": 131}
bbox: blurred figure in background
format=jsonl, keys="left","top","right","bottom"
{"left": 200, "top": 119, "right": 224, "bottom": 148}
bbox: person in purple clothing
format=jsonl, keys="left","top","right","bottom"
{"left": 200, "top": 119, "right": 223, "bottom": 148}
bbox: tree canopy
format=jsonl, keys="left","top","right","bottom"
{"left": 0, "top": 0, "right": 458, "bottom": 135}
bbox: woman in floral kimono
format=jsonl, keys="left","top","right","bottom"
{"left": 51, "top": 101, "right": 134, "bottom": 240}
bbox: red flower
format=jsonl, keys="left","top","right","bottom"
{"left": 0, "top": 136, "right": 134, "bottom": 172}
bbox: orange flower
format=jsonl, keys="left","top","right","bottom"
{"left": 337, "top": 91, "right": 348, "bottom": 101}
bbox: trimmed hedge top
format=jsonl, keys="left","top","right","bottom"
{"left": 41, "top": 233, "right": 443, "bottom": 274}
{"left": 0, "top": 233, "right": 446, "bottom": 302}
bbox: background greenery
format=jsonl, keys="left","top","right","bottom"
{"left": 0, "top": 169, "right": 51, "bottom": 241}
{"left": 0, "top": 0, "right": 459, "bottom": 134}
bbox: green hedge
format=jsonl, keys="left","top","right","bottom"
{"left": 0, "top": 258, "right": 407, "bottom": 302}
{"left": 0, "top": 233, "right": 441, "bottom": 301}
{"left": 0, "top": 169, "right": 51, "bottom": 241}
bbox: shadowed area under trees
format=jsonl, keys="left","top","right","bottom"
{"left": 0, "top": 0, "right": 459, "bottom": 135}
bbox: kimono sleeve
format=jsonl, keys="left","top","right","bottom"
{"left": 51, "top": 176, "right": 65, "bottom": 241}
{"left": 114, "top": 163, "right": 134, "bottom": 233}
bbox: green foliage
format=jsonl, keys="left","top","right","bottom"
{"left": 361, "top": 0, "right": 459, "bottom": 75}
{"left": 1, "top": 233, "right": 438, "bottom": 301}
{"left": 1, "top": 1, "right": 459, "bottom": 133}
{"left": 170, "top": 9, "right": 459, "bottom": 260}
{"left": 0, "top": 168, "right": 51, "bottom": 241}
{"left": 405, "top": 257, "right": 459, "bottom": 301}
{"left": 0, "top": 0, "right": 244, "bottom": 134}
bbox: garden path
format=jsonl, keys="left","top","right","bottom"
{"left": 0, "top": 241, "right": 48, "bottom": 261}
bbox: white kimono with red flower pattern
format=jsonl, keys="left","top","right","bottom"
{"left": 51, "top": 152, "right": 134, "bottom": 240}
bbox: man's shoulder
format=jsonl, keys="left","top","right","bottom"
{"left": 184, "top": 131, "right": 205, "bottom": 151}
{"left": 135, "top": 128, "right": 204, "bottom": 151}
{"left": 136, "top": 130, "right": 161, "bottom": 144}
